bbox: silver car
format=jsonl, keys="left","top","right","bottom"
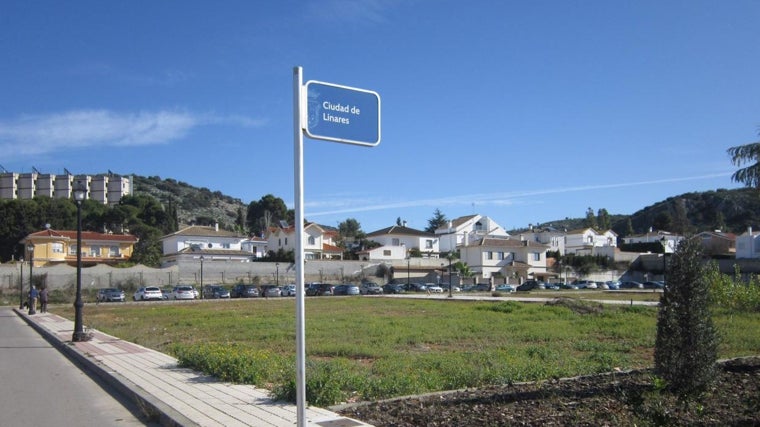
{"left": 97, "top": 288, "right": 125, "bottom": 302}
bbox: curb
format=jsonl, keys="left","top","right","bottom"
{"left": 14, "top": 308, "right": 197, "bottom": 427}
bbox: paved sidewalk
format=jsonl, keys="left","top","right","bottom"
{"left": 14, "top": 308, "right": 371, "bottom": 427}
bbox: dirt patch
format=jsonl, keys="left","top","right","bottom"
{"left": 338, "top": 357, "right": 760, "bottom": 426}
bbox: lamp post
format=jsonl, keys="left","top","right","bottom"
{"left": 19, "top": 258, "right": 24, "bottom": 309}
{"left": 27, "top": 244, "right": 34, "bottom": 304}
{"left": 406, "top": 255, "right": 410, "bottom": 286}
{"left": 447, "top": 253, "right": 453, "bottom": 298}
{"left": 199, "top": 256, "right": 205, "bottom": 299}
{"left": 276, "top": 262, "right": 280, "bottom": 286}
{"left": 72, "top": 180, "right": 88, "bottom": 342}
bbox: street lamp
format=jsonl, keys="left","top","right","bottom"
{"left": 200, "top": 256, "right": 205, "bottom": 299}
{"left": 406, "top": 254, "right": 410, "bottom": 285}
{"left": 276, "top": 262, "right": 280, "bottom": 286}
{"left": 72, "top": 179, "right": 88, "bottom": 342}
{"left": 27, "top": 244, "right": 34, "bottom": 305}
{"left": 19, "top": 257, "right": 24, "bottom": 309}
{"left": 447, "top": 253, "right": 453, "bottom": 298}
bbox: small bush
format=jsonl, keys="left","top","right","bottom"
{"left": 655, "top": 239, "right": 718, "bottom": 398}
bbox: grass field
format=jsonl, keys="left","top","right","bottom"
{"left": 49, "top": 295, "right": 759, "bottom": 405}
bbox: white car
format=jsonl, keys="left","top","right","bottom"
{"left": 133, "top": 286, "right": 163, "bottom": 301}
{"left": 283, "top": 284, "right": 298, "bottom": 296}
{"left": 425, "top": 283, "right": 444, "bottom": 293}
{"left": 171, "top": 285, "right": 196, "bottom": 300}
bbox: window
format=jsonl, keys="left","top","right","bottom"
{"left": 51, "top": 242, "right": 64, "bottom": 253}
{"left": 109, "top": 246, "right": 120, "bottom": 257}
{"left": 474, "top": 221, "right": 484, "bottom": 231}
{"left": 90, "top": 245, "right": 101, "bottom": 257}
{"left": 222, "top": 243, "right": 231, "bottom": 249}
{"left": 486, "top": 251, "right": 493, "bottom": 260}
{"left": 425, "top": 239, "right": 433, "bottom": 249}
{"left": 308, "top": 236, "right": 316, "bottom": 245}
{"left": 497, "top": 252, "right": 505, "bottom": 260}
{"left": 392, "top": 238, "right": 400, "bottom": 246}
{"left": 383, "top": 250, "right": 391, "bottom": 256}
{"left": 532, "top": 252, "right": 541, "bottom": 261}
{"left": 69, "top": 245, "right": 78, "bottom": 256}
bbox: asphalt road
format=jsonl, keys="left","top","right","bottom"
{"left": 0, "top": 307, "right": 156, "bottom": 427}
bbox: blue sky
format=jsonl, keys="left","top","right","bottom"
{"left": 2, "top": 1, "right": 759, "bottom": 233}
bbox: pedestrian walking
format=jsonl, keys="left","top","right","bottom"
{"left": 28, "top": 286, "right": 38, "bottom": 315}
{"left": 39, "top": 286, "right": 49, "bottom": 313}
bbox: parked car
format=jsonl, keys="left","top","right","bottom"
{"left": 643, "top": 281, "right": 665, "bottom": 289}
{"left": 517, "top": 280, "right": 546, "bottom": 292}
{"left": 333, "top": 284, "right": 361, "bottom": 295}
{"left": 261, "top": 285, "right": 282, "bottom": 297}
{"left": 232, "top": 284, "right": 260, "bottom": 298}
{"left": 382, "top": 283, "right": 405, "bottom": 294}
{"left": 560, "top": 282, "right": 579, "bottom": 290}
{"left": 516, "top": 281, "right": 545, "bottom": 291}
{"left": 605, "top": 281, "right": 621, "bottom": 290}
{"left": 573, "top": 280, "right": 597, "bottom": 289}
{"left": 133, "top": 286, "right": 163, "bottom": 301}
{"left": 204, "top": 285, "right": 230, "bottom": 299}
{"left": 441, "top": 284, "right": 461, "bottom": 292}
{"left": 97, "top": 288, "right": 125, "bottom": 302}
{"left": 619, "top": 281, "right": 644, "bottom": 289}
{"left": 359, "top": 282, "right": 383, "bottom": 295}
{"left": 544, "top": 282, "right": 561, "bottom": 290}
{"left": 425, "top": 283, "right": 444, "bottom": 293}
{"left": 306, "top": 283, "right": 334, "bottom": 296}
{"left": 282, "top": 284, "right": 298, "bottom": 296}
{"left": 495, "top": 284, "right": 516, "bottom": 293}
{"left": 171, "top": 285, "right": 196, "bottom": 300}
{"left": 404, "top": 283, "right": 428, "bottom": 292}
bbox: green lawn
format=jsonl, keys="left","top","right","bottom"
{"left": 49, "top": 296, "right": 759, "bottom": 405}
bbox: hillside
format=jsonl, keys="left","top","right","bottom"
{"left": 132, "top": 175, "right": 757, "bottom": 237}
{"left": 131, "top": 175, "right": 248, "bottom": 230}
{"left": 512, "top": 188, "right": 758, "bottom": 237}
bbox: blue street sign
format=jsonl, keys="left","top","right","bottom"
{"left": 304, "top": 80, "right": 381, "bottom": 146}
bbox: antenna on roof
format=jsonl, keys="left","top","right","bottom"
{"left": 64, "top": 168, "right": 72, "bottom": 176}
{"left": 0, "top": 164, "right": 7, "bottom": 173}
{"left": 32, "top": 166, "right": 41, "bottom": 174}
{"left": 279, "top": 220, "right": 289, "bottom": 228}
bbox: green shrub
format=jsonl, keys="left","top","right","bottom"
{"left": 655, "top": 239, "right": 718, "bottom": 398}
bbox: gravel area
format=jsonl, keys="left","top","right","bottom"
{"left": 338, "top": 357, "right": 760, "bottom": 426}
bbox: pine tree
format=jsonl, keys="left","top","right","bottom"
{"left": 654, "top": 238, "right": 718, "bottom": 398}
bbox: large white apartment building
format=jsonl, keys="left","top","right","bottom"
{"left": 0, "top": 171, "right": 132, "bottom": 205}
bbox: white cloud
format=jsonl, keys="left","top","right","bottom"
{"left": 0, "top": 109, "right": 266, "bottom": 158}
{"left": 306, "top": 173, "right": 734, "bottom": 217}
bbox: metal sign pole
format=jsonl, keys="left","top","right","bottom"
{"left": 292, "top": 65, "right": 307, "bottom": 427}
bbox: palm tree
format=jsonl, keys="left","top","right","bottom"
{"left": 727, "top": 131, "right": 760, "bottom": 188}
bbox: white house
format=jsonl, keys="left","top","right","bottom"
{"left": 736, "top": 227, "right": 760, "bottom": 259}
{"left": 519, "top": 226, "right": 566, "bottom": 254}
{"left": 435, "top": 214, "right": 509, "bottom": 252}
{"left": 565, "top": 228, "right": 617, "bottom": 255}
{"left": 159, "top": 224, "right": 252, "bottom": 266}
{"left": 622, "top": 229, "right": 683, "bottom": 253}
{"left": 240, "top": 236, "right": 268, "bottom": 258}
{"left": 459, "top": 236, "right": 549, "bottom": 282}
{"left": 356, "top": 245, "right": 408, "bottom": 261}
{"left": 366, "top": 225, "right": 439, "bottom": 257}
{"left": 265, "top": 222, "right": 343, "bottom": 260}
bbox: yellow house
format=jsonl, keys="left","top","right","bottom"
{"left": 21, "top": 229, "right": 139, "bottom": 267}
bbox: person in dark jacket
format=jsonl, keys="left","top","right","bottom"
{"left": 39, "top": 286, "right": 49, "bottom": 313}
